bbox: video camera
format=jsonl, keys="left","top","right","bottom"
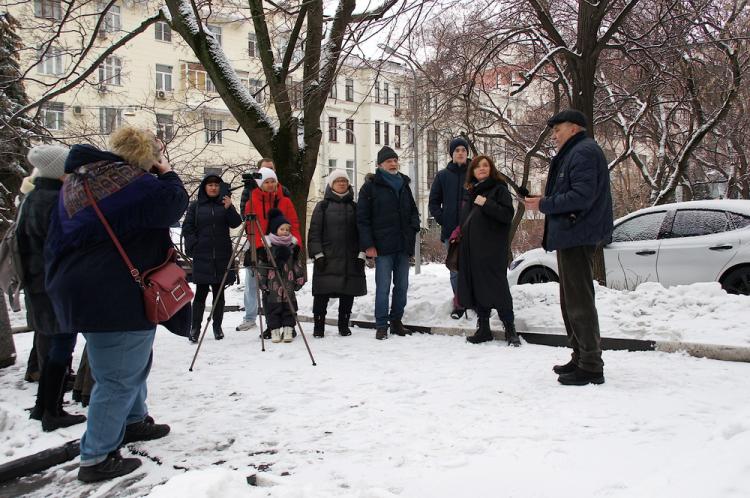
{"left": 242, "top": 171, "right": 263, "bottom": 183}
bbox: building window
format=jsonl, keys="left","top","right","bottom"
{"left": 345, "top": 160, "right": 355, "bottom": 179}
{"left": 287, "top": 77, "right": 302, "bottom": 108}
{"left": 99, "top": 107, "right": 122, "bottom": 134}
{"left": 248, "top": 32, "right": 257, "bottom": 57}
{"left": 155, "top": 64, "right": 172, "bottom": 91}
{"left": 185, "top": 63, "right": 217, "bottom": 93}
{"left": 345, "top": 78, "right": 354, "bottom": 101}
{"left": 98, "top": 56, "right": 122, "bottom": 86}
{"left": 329, "top": 79, "right": 337, "bottom": 99}
{"left": 206, "top": 24, "right": 222, "bottom": 46}
{"left": 374, "top": 120, "right": 380, "bottom": 145}
{"left": 156, "top": 114, "right": 174, "bottom": 141}
{"left": 101, "top": 4, "right": 121, "bottom": 34}
{"left": 204, "top": 119, "right": 223, "bottom": 144}
{"left": 155, "top": 21, "right": 172, "bottom": 42}
{"left": 327, "top": 159, "right": 337, "bottom": 178}
{"left": 394, "top": 87, "right": 401, "bottom": 109}
{"left": 383, "top": 82, "right": 389, "bottom": 106}
{"left": 384, "top": 121, "right": 390, "bottom": 146}
{"left": 41, "top": 102, "right": 64, "bottom": 131}
{"left": 329, "top": 117, "right": 338, "bottom": 142}
{"left": 37, "top": 46, "right": 63, "bottom": 75}
{"left": 394, "top": 125, "right": 401, "bottom": 148}
{"left": 34, "top": 0, "right": 62, "bottom": 20}
{"left": 427, "top": 130, "right": 438, "bottom": 183}
{"left": 345, "top": 119, "right": 354, "bottom": 144}
{"left": 374, "top": 80, "right": 380, "bottom": 103}
{"left": 249, "top": 78, "right": 264, "bottom": 102}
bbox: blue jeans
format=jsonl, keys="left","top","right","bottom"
{"left": 374, "top": 252, "right": 410, "bottom": 328}
{"left": 444, "top": 240, "right": 458, "bottom": 295}
{"left": 243, "top": 267, "right": 258, "bottom": 322}
{"left": 80, "top": 328, "right": 156, "bottom": 466}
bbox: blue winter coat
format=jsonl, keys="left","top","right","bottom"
{"left": 183, "top": 175, "right": 243, "bottom": 285}
{"left": 539, "top": 132, "right": 613, "bottom": 251}
{"left": 357, "top": 170, "right": 421, "bottom": 256}
{"left": 45, "top": 145, "right": 189, "bottom": 334}
{"left": 428, "top": 161, "right": 469, "bottom": 242}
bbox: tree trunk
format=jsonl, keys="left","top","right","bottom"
{"left": 0, "top": 293, "right": 17, "bottom": 369}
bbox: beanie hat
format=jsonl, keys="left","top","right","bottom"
{"left": 449, "top": 137, "right": 470, "bottom": 157}
{"left": 255, "top": 167, "right": 278, "bottom": 188}
{"left": 27, "top": 145, "right": 69, "bottom": 179}
{"left": 547, "top": 109, "right": 587, "bottom": 128}
{"left": 376, "top": 146, "right": 398, "bottom": 165}
{"left": 266, "top": 208, "right": 291, "bottom": 235}
{"left": 327, "top": 169, "right": 350, "bottom": 188}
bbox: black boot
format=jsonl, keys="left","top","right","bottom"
{"left": 557, "top": 366, "right": 605, "bottom": 386}
{"left": 338, "top": 313, "right": 352, "bottom": 336}
{"left": 188, "top": 325, "right": 200, "bottom": 343}
{"left": 467, "top": 317, "right": 493, "bottom": 344}
{"left": 122, "top": 415, "right": 171, "bottom": 445}
{"left": 553, "top": 359, "right": 577, "bottom": 375}
{"left": 78, "top": 450, "right": 142, "bottom": 483}
{"left": 390, "top": 320, "right": 412, "bottom": 336}
{"left": 313, "top": 315, "right": 325, "bottom": 338}
{"left": 29, "top": 360, "right": 47, "bottom": 421}
{"left": 213, "top": 323, "right": 224, "bottom": 340}
{"left": 375, "top": 327, "right": 388, "bottom": 340}
{"left": 42, "top": 361, "right": 86, "bottom": 432}
{"left": 503, "top": 321, "right": 521, "bottom": 347}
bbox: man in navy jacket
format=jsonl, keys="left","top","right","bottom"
{"left": 524, "top": 109, "right": 613, "bottom": 386}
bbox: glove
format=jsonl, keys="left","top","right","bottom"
{"left": 314, "top": 256, "right": 327, "bottom": 271}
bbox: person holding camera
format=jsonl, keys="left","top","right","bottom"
{"left": 308, "top": 170, "right": 367, "bottom": 338}
{"left": 45, "top": 127, "right": 188, "bottom": 482}
{"left": 183, "top": 173, "right": 243, "bottom": 342}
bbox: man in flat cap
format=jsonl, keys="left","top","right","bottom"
{"left": 523, "top": 109, "right": 613, "bottom": 385}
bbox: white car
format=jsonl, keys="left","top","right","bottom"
{"left": 507, "top": 200, "right": 750, "bottom": 295}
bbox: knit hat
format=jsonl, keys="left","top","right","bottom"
{"left": 547, "top": 109, "right": 587, "bottom": 128}
{"left": 266, "top": 208, "right": 291, "bottom": 235}
{"left": 327, "top": 169, "right": 350, "bottom": 188}
{"left": 377, "top": 146, "right": 398, "bottom": 165}
{"left": 27, "top": 145, "right": 69, "bottom": 179}
{"left": 255, "top": 166, "right": 278, "bottom": 188}
{"left": 449, "top": 137, "right": 470, "bottom": 156}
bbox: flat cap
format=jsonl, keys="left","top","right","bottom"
{"left": 547, "top": 109, "right": 587, "bottom": 128}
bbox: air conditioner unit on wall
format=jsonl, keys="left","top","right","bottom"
{"left": 156, "top": 90, "right": 166, "bottom": 100}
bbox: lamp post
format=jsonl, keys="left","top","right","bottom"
{"left": 378, "top": 44, "right": 421, "bottom": 274}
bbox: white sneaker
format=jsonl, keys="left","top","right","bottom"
{"left": 271, "top": 329, "right": 282, "bottom": 343}
{"left": 282, "top": 326, "right": 294, "bottom": 343}
{"left": 236, "top": 320, "right": 257, "bottom": 331}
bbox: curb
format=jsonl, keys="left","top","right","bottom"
{"left": 297, "top": 315, "right": 750, "bottom": 363}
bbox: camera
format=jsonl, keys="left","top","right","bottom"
{"left": 242, "top": 171, "right": 263, "bottom": 183}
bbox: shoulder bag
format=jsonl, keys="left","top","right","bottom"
{"left": 445, "top": 206, "right": 477, "bottom": 272}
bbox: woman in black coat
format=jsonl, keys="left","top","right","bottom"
{"left": 307, "top": 170, "right": 367, "bottom": 337}
{"left": 456, "top": 155, "right": 521, "bottom": 346}
{"left": 183, "top": 174, "right": 243, "bottom": 341}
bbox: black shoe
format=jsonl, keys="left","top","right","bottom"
{"left": 313, "top": 315, "right": 325, "bottom": 338}
{"left": 390, "top": 320, "right": 412, "bottom": 336}
{"left": 338, "top": 313, "right": 352, "bottom": 336}
{"left": 375, "top": 327, "right": 388, "bottom": 340}
{"left": 78, "top": 450, "right": 142, "bottom": 483}
{"left": 213, "top": 326, "right": 224, "bottom": 340}
{"left": 260, "top": 328, "right": 272, "bottom": 340}
{"left": 188, "top": 326, "right": 200, "bottom": 343}
{"left": 503, "top": 321, "right": 521, "bottom": 347}
{"left": 41, "top": 361, "right": 87, "bottom": 432}
{"left": 450, "top": 308, "right": 466, "bottom": 319}
{"left": 552, "top": 359, "right": 577, "bottom": 375}
{"left": 122, "top": 415, "right": 171, "bottom": 444}
{"left": 467, "top": 317, "right": 493, "bottom": 344}
{"left": 557, "top": 366, "right": 605, "bottom": 386}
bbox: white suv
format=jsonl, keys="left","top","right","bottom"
{"left": 507, "top": 200, "right": 750, "bottom": 294}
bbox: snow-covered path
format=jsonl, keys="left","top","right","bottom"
{"left": 2, "top": 321, "right": 750, "bottom": 497}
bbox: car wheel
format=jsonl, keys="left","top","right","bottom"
{"left": 721, "top": 267, "right": 750, "bottom": 295}
{"left": 518, "top": 266, "right": 559, "bottom": 285}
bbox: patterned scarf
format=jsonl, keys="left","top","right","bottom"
{"left": 62, "top": 160, "right": 145, "bottom": 218}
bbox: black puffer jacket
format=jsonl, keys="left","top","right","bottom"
{"left": 308, "top": 186, "right": 366, "bottom": 297}
{"left": 183, "top": 175, "right": 243, "bottom": 285}
{"left": 17, "top": 178, "right": 63, "bottom": 335}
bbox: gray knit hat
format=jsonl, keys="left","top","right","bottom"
{"left": 27, "top": 145, "right": 69, "bottom": 179}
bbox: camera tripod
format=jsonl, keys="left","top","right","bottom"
{"left": 188, "top": 211, "right": 316, "bottom": 370}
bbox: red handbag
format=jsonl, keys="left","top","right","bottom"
{"left": 84, "top": 181, "right": 193, "bottom": 324}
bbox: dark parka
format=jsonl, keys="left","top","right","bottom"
{"left": 308, "top": 186, "right": 367, "bottom": 297}
{"left": 17, "top": 178, "right": 63, "bottom": 335}
{"left": 457, "top": 177, "right": 515, "bottom": 312}
{"left": 428, "top": 161, "right": 469, "bottom": 242}
{"left": 183, "top": 175, "right": 243, "bottom": 285}
{"left": 357, "top": 170, "right": 420, "bottom": 256}
{"left": 540, "top": 131, "right": 614, "bottom": 251}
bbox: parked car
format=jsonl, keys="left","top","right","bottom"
{"left": 507, "top": 200, "right": 750, "bottom": 295}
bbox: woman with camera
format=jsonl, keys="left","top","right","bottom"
{"left": 45, "top": 127, "right": 189, "bottom": 482}
{"left": 183, "top": 173, "right": 243, "bottom": 342}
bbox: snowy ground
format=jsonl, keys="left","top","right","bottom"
{"left": 2, "top": 264, "right": 750, "bottom": 497}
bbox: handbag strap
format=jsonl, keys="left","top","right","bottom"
{"left": 83, "top": 180, "right": 143, "bottom": 288}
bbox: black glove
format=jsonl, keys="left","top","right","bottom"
{"left": 314, "top": 256, "right": 327, "bottom": 271}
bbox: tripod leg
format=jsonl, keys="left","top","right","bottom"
{"left": 253, "top": 268, "right": 266, "bottom": 352}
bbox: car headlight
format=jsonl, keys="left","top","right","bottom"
{"left": 509, "top": 258, "right": 524, "bottom": 271}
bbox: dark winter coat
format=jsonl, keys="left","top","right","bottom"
{"left": 17, "top": 178, "right": 63, "bottom": 335}
{"left": 308, "top": 186, "right": 367, "bottom": 297}
{"left": 428, "top": 161, "right": 469, "bottom": 242}
{"left": 183, "top": 175, "right": 243, "bottom": 285}
{"left": 45, "top": 145, "right": 190, "bottom": 335}
{"left": 257, "top": 244, "right": 306, "bottom": 307}
{"left": 540, "top": 131, "right": 614, "bottom": 251}
{"left": 357, "top": 169, "right": 420, "bottom": 256}
{"left": 456, "top": 177, "right": 515, "bottom": 312}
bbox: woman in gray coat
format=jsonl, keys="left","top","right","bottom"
{"left": 308, "top": 170, "right": 367, "bottom": 337}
